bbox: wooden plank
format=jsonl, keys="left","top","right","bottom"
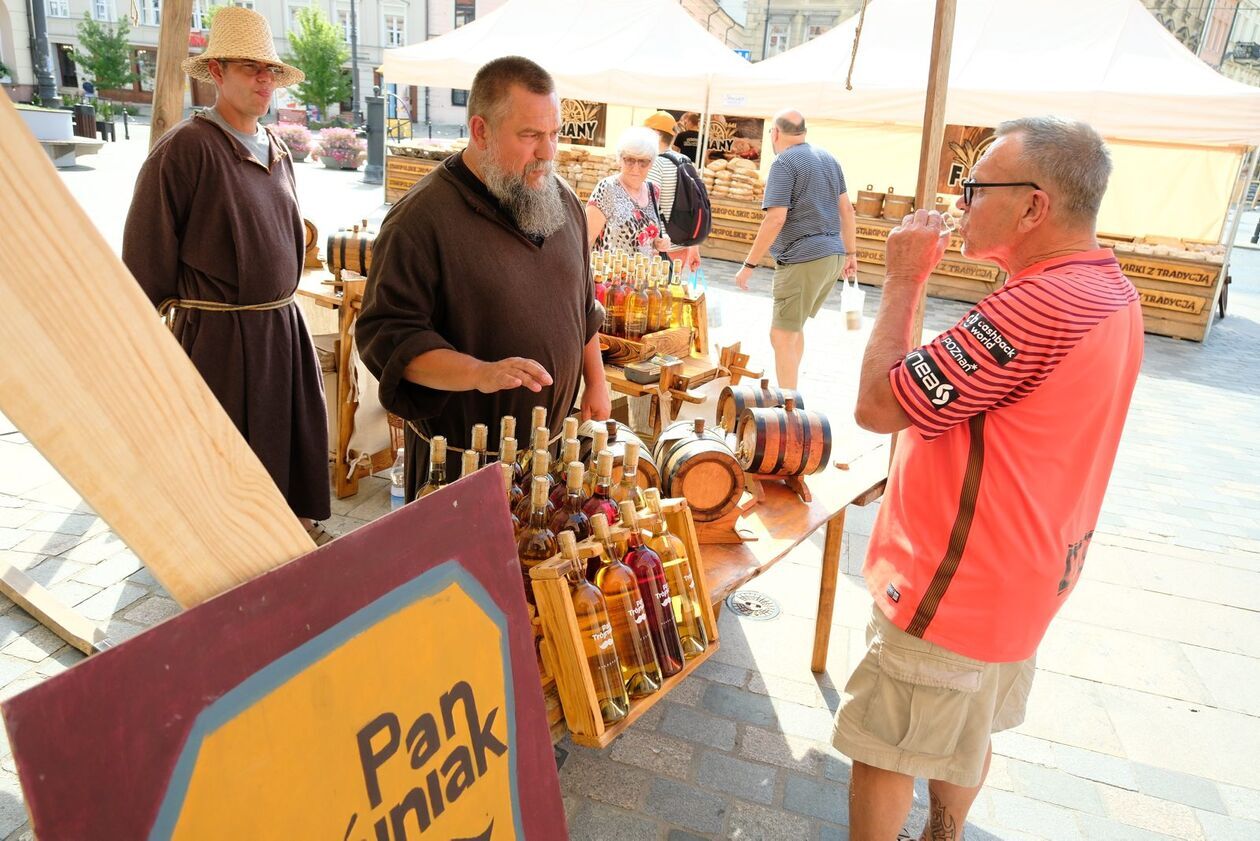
{"left": 0, "top": 90, "right": 313, "bottom": 609}
{"left": 0, "top": 564, "right": 110, "bottom": 655}
{"left": 914, "top": 0, "right": 957, "bottom": 214}
{"left": 150, "top": 0, "right": 194, "bottom": 148}
{"left": 531, "top": 564, "right": 603, "bottom": 740}
{"left": 810, "top": 513, "right": 846, "bottom": 673}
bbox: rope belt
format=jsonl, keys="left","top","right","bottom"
{"left": 158, "top": 294, "right": 295, "bottom": 325}
{"left": 406, "top": 419, "right": 564, "bottom": 458}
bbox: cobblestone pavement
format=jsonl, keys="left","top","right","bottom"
{"left": 0, "top": 129, "right": 1255, "bottom": 839}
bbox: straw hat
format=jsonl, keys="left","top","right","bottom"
{"left": 182, "top": 7, "right": 304, "bottom": 88}
{"left": 644, "top": 111, "right": 678, "bottom": 134}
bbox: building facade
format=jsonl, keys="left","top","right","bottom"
{"left": 743, "top": 0, "right": 859, "bottom": 61}
{"left": 1143, "top": 0, "right": 1260, "bottom": 86}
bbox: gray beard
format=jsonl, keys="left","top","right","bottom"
{"left": 480, "top": 151, "right": 568, "bottom": 239}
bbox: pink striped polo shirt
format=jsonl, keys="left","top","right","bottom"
{"left": 865, "top": 249, "right": 1144, "bottom": 662}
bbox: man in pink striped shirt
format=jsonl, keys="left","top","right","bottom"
{"left": 836, "top": 117, "right": 1143, "bottom": 840}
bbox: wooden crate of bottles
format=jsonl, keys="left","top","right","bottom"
{"left": 594, "top": 250, "right": 709, "bottom": 358}
{"left": 529, "top": 497, "right": 720, "bottom": 748}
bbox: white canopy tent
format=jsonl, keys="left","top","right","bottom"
{"left": 710, "top": 0, "right": 1260, "bottom": 146}
{"left": 377, "top": 0, "right": 750, "bottom": 112}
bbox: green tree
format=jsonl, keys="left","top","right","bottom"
{"left": 285, "top": 8, "right": 350, "bottom": 117}
{"left": 72, "top": 14, "right": 137, "bottom": 92}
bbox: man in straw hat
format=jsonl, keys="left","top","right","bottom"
{"left": 123, "top": 7, "right": 334, "bottom": 544}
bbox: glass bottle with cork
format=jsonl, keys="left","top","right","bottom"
{"left": 590, "top": 513, "right": 661, "bottom": 698}
{"left": 549, "top": 461, "right": 592, "bottom": 543}
{"left": 417, "top": 435, "right": 447, "bottom": 498}
{"left": 643, "top": 488, "right": 708, "bottom": 659}
{"left": 618, "top": 500, "right": 685, "bottom": 678}
{"left": 582, "top": 449, "right": 619, "bottom": 526}
{"left": 514, "top": 449, "right": 554, "bottom": 523}
{"left": 558, "top": 531, "right": 629, "bottom": 724}
{"left": 610, "top": 440, "right": 645, "bottom": 510}
{"left": 517, "top": 475, "right": 558, "bottom": 605}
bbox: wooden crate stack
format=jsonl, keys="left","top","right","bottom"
{"left": 529, "top": 497, "right": 720, "bottom": 748}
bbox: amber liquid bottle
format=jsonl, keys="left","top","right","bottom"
{"left": 610, "top": 440, "right": 645, "bottom": 511}
{"left": 501, "top": 436, "right": 524, "bottom": 510}
{"left": 549, "top": 462, "right": 592, "bottom": 543}
{"left": 582, "top": 450, "right": 620, "bottom": 527}
{"left": 502, "top": 463, "right": 522, "bottom": 534}
{"left": 517, "top": 476, "right": 558, "bottom": 605}
{"left": 559, "top": 531, "right": 629, "bottom": 724}
{"left": 417, "top": 436, "right": 447, "bottom": 498}
{"left": 518, "top": 424, "right": 550, "bottom": 490}
{"left": 514, "top": 450, "right": 554, "bottom": 523}
{"left": 619, "top": 501, "right": 685, "bottom": 678}
{"left": 625, "top": 272, "right": 649, "bottom": 341}
{"left": 608, "top": 270, "right": 628, "bottom": 337}
{"left": 669, "top": 257, "right": 689, "bottom": 328}
{"left": 646, "top": 271, "right": 666, "bottom": 333}
{"left": 583, "top": 426, "right": 609, "bottom": 497}
{"left": 643, "top": 488, "right": 708, "bottom": 659}
{"left": 469, "top": 423, "right": 489, "bottom": 469}
{"left": 591, "top": 513, "right": 662, "bottom": 697}
{"left": 550, "top": 438, "right": 581, "bottom": 506}
{"left": 519, "top": 407, "right": 547, "bottom": 474}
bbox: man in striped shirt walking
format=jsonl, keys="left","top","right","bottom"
{"left": 837, "top": 118, "right": 1143, "bottom": 840}
{"left": 735, "top": 109, "right": 857, "bottom": 389}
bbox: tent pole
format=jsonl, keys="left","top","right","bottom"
{"left": 150, "top": 0, "right": 195, "bottom": 148}
{"left": 697, "top": 79, "right": 711, "bottom": 172}
{"left": 892, "top": 0, "right": 955, "bottom": 464}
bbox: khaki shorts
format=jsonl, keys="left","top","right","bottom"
{"left": 831, "top": 605, "right": 1036, "bottom": 787}
{"left": 771, "top": 253, "right": 844, "bottom": 331}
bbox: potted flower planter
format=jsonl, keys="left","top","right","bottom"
{"left": 319, "top": 155, "right": 359, "bottom": 170}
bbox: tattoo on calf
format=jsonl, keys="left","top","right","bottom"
{"left": 926, "top": 790, "right": 959, "bottom": 841}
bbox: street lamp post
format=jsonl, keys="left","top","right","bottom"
{"left": 350, "top": 0, "right": 361, "bottom": 123}
{"left": 27, "top": 0, "right": 61, "bottom": 106}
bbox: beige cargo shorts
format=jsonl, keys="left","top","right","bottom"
{"left": 770, "top": 253, "right": 844, "bottom": 332}
{"left": 831, "top": 605, "right": 1036, "bottom": 787}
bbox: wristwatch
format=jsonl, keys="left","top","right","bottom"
{"left": 742, "top": 260, "right": 758, "bottom": 269}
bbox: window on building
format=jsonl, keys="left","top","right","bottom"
{"left": 93, "top": 0, "right": 110, "bottom": 20}
{"left": 55, "top": 43, "right": 78, "bottom": 86}
{"left": 338, "top": 5, "right": 354, "bottom": 43}
{"left": 232, "top": 0, "right": 255, "bottom": 9}
{"left": 191, "top": 0, "right": 210, "bottom": 31}
{"left": 766, "top": 21, "right": 790, "bottom": 57}
{"left": 287, "top": 1, "right": 312, "bottom": 35}
{"left": 454, "top": 1, "right": 475, "bottom": 28}
{"left": 384, "top": 10, "right": 406, "bottom": 47}
{"left": 806, "top": 23, "right": 829, "bottom": 42}
{"left": 135, "top": 47, "right": 157, "bottom": 92}
{"left": 140, "top": 0, "right": 160, "bottom": 26}
{"left": 452, "top": 89, "right": 468, "bottom": 106}
{"left": 46, "top": 0, "right": 70, "bottom": 17}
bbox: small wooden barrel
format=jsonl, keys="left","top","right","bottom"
{"left": 737, "top": 399, "right": 832, "bottom": 477}
{"left": 576, "top": 419, "right": 660, "bottom": 490}
{"left": 303, "top": 218, "right": 322, "bottom": 268}
{"left": 855, "top": 184, "right": 884, "bottom": 218}
{"left": 326, "top": 226, "right": 375, "bottom": 279}
{"left": 715, "top": 378, "right": 805, "bottom": 433}
{"left": 654, "top": 419, "right": 743, "bottom": 522}
{"left": 882, "top": 189, "right": 915, "bottom": 222}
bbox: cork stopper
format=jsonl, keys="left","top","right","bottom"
{"left": 643, "top": 487, "right": 662, "bottom": 512}
{"left": 558, "top": 530, "right": 579, "bottom": 562}
{"left": 530, "top": 475, "right": 549, "bottom": 509}
{"left": 460, "top": 449, "right": 478, "bottom": 478}
{"left": 562, "top": 438, "right": 580, "bottom": 465}
{"left": 563, "top": 416, "right": 579, "bottom": 441}
{"left": 501, "top": 462, "right": 514, "bottom": 493}
{"left": 673, "top": 259, "right": 682, "bottom": 273}
{"left": 597, "top": 450, "right": 613, "bottom": 478}
{"left": 784, "top": 397, "right": 796, "bottom": 412}
{"left": 618, "top": 500, "right": 638, "bottom": 527}
{"left": 693, "top": 418, "right": 705, "bottom": 436}
{"left": 532, "top": 450, "right": 550, "bottom": 478}
{"left": 623, "top": 441, "right": 639, "bottom": 474}
{"left": 471, "top": 423, "right": 488, "bottom": 453}
{"left": 431, "top": 435, "right": 447, "bottom": 463}
{"left": 605, "top": 419, "right": 618, "bottom": 442}
{"left": 500, "top": 436, "right": 518, "bottom": 464}
{"left": 500, "top": 415, "right": 516, "bottom": 442}
{"left": 760, "top": 378, "right": 770, "bottom": 390}
{"left": 531, "top": 406, "right": 547, "bottom": 433}
{"left": 593, "top": 427, "right": 609, "bottom": 454}
{"left": 567, "top": 461, "right": 584, "bottom": 491}
{"left": 590, "top": 512, "right": 611, "bottom": 541}
{"left": 532, "top": 426, "right": 549, "bottom": 452}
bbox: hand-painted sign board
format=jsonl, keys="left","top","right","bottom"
{"left": 1, "top": 468, "right": 566, "bottom": 840}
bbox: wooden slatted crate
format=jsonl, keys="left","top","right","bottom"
{"left": 530, "top": 498, "right": 720, "bottom": 748}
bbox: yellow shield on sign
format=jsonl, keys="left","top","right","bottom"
{"left": 152, "top": 564, "right": 519, "bottom": 841}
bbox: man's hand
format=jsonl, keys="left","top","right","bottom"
{"left": 685, "top": 246, "right": 702, "bottom": 273}
{"left": 842, "top": 254, "right": 858, "bottom": 279}
{"left": 886, "top": 210, "right": 949, "bottom": 283}
{"left": 579, "top": 378, "right": 612, "bottom": 421}
{"left": 735, "top": 265, "right": 754, "bottom": 290}
{"left": 474, "top": 357, "right": 553, "bottom": 393}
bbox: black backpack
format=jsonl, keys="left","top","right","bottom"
{"left": 658, "top": 150, "right": 712, "bottom": 246}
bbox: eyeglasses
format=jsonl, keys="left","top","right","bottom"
{"left": 620, "top": 157, "right": 654, "bottom": 168}
{"left": 961, "top": 179, "right": 1041, "bottom": 206}
{"left": 222, "top": 60, "right": 283, "bottom": 79}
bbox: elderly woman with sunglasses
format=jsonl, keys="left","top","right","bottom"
{"left": 585, "top": 127, "right": 672, "bottom": 257}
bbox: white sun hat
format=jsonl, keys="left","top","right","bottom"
{"left": 182, "top": 7, "right": 305, "bottom": 88}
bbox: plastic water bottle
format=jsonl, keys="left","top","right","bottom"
{"left": 389, "top": 448, "right": 406, "bottom": 509}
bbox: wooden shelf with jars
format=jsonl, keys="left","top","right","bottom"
{"left": 529, "top": 497, "right": 720, "bottom": 749}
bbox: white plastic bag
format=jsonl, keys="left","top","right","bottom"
{"left": 840, "top": 276, "right": 865, "bottom": 330}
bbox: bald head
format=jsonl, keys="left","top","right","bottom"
{"left": 774, "top": 109, "right": 806, "bottom": 136}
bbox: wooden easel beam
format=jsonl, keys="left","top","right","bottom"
{"left": 0, "top": 90, "right": 313, "bottom": 610}
{"left": 0, "top": 564, "right": 109, "bottom": 655}
{"left": 150, "top": 0, "right": 195, "bottom": 148}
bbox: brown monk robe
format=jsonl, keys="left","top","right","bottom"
{"left": 356, "top": 151, "right": 600, "bottom": 500}
{"left": 122, "top": 114, "right": 330, "bottom": 521}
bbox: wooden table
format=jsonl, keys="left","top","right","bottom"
{"left": 699, "top": 443, "right": 889, "bottom": 673}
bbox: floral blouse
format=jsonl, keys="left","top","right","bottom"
{"left": 588, "top": 176, "right": 664, "bottom": 257}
